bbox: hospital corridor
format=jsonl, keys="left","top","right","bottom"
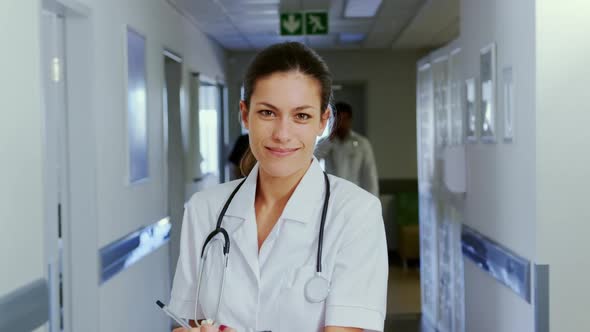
{"left": 1, "top": 0, "right": 588, "bottom": 331}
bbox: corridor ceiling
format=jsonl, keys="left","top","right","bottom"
{"left": 167, "top": 0, "right": 459, "bottom": 51}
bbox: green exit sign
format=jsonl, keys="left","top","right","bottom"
{"left": 305, "top": 12, "right": 328, "bottom": 35}
{"left": 280, "top": 11, "right": 329, "bottom": 36}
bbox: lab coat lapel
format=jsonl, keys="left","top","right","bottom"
{"left": 280, "top": 158, "right": 325, "bottom": 223}
{"left": 230, "top": 213, "right": 260, "bottom": 283}
{"left": 261, "top": 159, "right": 326, "bottom": 274}
{"left": 222, "top": 164, "right": 261, "bottom": 283}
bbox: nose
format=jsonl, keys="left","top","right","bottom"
{"left": 271, "top": 117, "right": 291, "bottom": 143}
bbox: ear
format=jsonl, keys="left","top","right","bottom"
{"left": 239, "top": 100, "right": 250, "bottom": 130}
{"left": 318, "top": 107, "right": 331, "bottom": 136}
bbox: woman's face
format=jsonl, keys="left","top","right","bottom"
{"left": 240, "top": 71, "right": 329, "bottom": 179}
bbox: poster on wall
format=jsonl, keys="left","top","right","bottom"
{"left": 433, "top": 57, "right": 449, "bottom": 148}
{"left": 449, "top": 48, "right": 463, "bottom": 146}
{"left": 465, "top": 78, "right": 477, "bottom": 142}
{"left": 503, "top": 66, "right": 515, "bottom": 142}
{"left": 126, "top": 26, "right": 149, "bottom": 183}
{"left": 417, "top": 63, "right": 435, "bottom": 191}
{"left": 480, "top": 43, "right": 496, "bottom": 142}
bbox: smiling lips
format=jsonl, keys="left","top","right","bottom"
{"left": 265, "top": 146, "right": 300, "bottom": 157}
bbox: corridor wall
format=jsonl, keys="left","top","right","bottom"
{"left": 460, "top": 1, "right": 536, "bottom": 331}
{"left": 536, "top": 1, "right": 590, "bottom": 330}
{"left": 0, "top": 3, "right": 45, "bottom": 329}
{"left": 0, "top": 0, "right": 228, "bottom": 331}
{"left": 417, "top": 0, "right": 537, "bottom": 331}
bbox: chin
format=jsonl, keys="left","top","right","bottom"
{"left": 258, "top": 156, "right": 309, "bottom": 179}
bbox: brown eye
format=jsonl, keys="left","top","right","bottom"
{"left": 296, "top": 113, "right": 311, "bottom": 120}
{"left": 259, "top": 110, "right": 275, "bottom": 117}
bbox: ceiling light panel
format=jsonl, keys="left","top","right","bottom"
{"left": 344, "top": 0, "right": 383, "bottom": 18}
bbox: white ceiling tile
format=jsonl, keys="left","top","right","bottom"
{"left": 177, "top": 0, "right": 225, "bottom": 22}
{"left": 216, "top": 35, "right": 250, "bottom": 49}
{"left": 202, "top": 21, "right": 237, "bottom": 35}
{"left": 224, "top": 4, "right": 279, "bottom": 15}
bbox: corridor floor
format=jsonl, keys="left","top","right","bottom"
{"left": 384, "top": 259, "right": 426, "bottom": 331}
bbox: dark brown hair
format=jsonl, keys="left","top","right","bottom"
{"left": 239, "top": 42, "right": 333, "bottom": 176}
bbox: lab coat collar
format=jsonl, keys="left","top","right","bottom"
{"left": 223, "top": 158, "right": 325, "bottom": 225}
{"left": 223, "top": 163, "right": 258, "bottom": 222}
{"left": 221, "top": 159, "right": 324, "bottom": 284}
{"left": 280, "top": 158, "right": 325, "bottom": 224}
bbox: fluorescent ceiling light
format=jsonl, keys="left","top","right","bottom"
{"left": 339, "top": 32, "right": 366, "bottom": 43}
{"left": 344, "top": 0, "right": 382, "bottom": 18}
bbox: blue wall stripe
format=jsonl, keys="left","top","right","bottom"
{"left": 461, "top": 224, "right": 532, "bottom": 303}
{"left": 99, "top": 217, "right": 171, "bottom": 284}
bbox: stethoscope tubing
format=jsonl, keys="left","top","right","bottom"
{"left": 195, "top": 239, "right": 230, "bottom": 324}
{"left": 316, "top": 172, "right": 330, "bottom": 273}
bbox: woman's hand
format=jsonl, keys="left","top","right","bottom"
{"left": 172, "top": 324, "right": 236, "bottom": 332}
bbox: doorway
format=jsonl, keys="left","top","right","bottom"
{"left": 163, "top": 52, "right": 185, "bottom": 276}
{"left": 195, "top": 77, "right": 229, "bottom": 185}
{"left": 332, "top": 82, "right": 368, "bottom": 136}
{"left": 41, "top": 2, "right": 98, "bottom": 332}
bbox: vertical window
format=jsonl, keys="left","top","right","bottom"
{"left": 126, "top": 26, "right": 148, "bottom": 183}
{"left": 198, "top": 82, "right": 220, "bottom": 176}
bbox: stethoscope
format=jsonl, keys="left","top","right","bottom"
{"left": 194, "top": 171, "right": 332, "bottom": 324}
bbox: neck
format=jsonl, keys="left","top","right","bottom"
{"left": 256, "top": 160, "right": 312, "bottom": 206}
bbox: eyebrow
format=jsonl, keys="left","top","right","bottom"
{"left": 256, "top": 102, "right": 315, "bottom": 112}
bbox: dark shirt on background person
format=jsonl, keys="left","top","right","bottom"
{"left": 228, "top": 133, "right": 249, "bottom": 179}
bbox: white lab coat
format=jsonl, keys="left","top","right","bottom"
{"left": 315, "top": 131, "right": 380, "bottom": 197}
{"left": 169, "top": 158, "right": 388, "bottom": 332}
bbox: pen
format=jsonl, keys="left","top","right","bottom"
{"left": 156, "top": 300, "right": 192, "bottom": 330}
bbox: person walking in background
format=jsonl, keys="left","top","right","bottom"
{"left": 315, "top": 101, "right": 379, "bottom": 196}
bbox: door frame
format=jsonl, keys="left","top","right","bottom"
{"left": 162, "top": 49, "right": 184, "bottom": 276}
{"left": 41, "top": 1, "right": 98, "bottom": 332}
{"left": 40, "top": 8, "right": 68, "bottom": 332}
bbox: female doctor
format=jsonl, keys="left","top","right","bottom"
{"left": 169, "top": 42, "right": 388, "bottom": 332}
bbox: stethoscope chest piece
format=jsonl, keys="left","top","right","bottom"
{"left": 305, "top": 273, "right": 330, "bottom": 303}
